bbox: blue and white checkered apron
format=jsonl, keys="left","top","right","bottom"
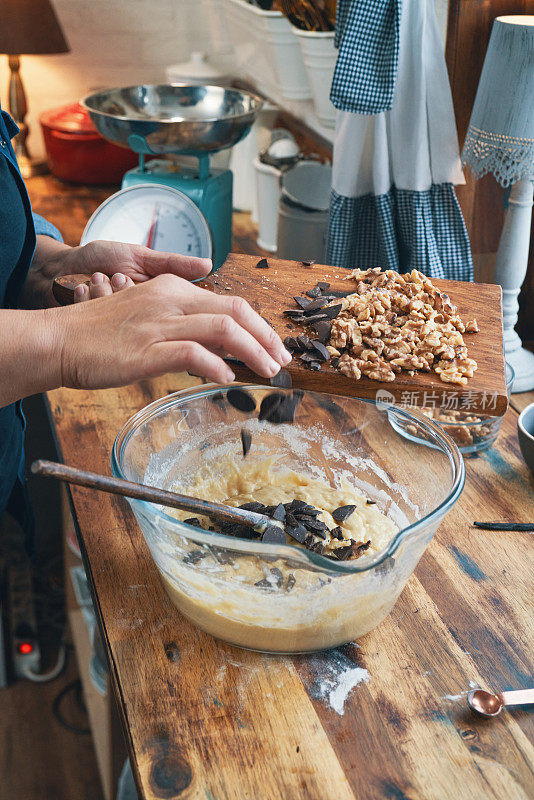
{"left": 326, "top": 0, "right": 473, "bottom": 281}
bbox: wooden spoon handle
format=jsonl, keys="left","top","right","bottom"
{"left": 31, "top": 459, "right": 270, "bottom": 531}
{"left": 53, "top": 274, "right": 93, "bottom": 305}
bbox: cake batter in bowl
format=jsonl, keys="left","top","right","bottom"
{"left": 112, "top": 386, "right": 464, "bottom": 652}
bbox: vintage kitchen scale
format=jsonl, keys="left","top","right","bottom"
{"left": 80, "top": 84, "right": 263, "bottom": 270}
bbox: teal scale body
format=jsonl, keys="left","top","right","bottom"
{"left": 122, "top": 156, "right": 233, "bottom": 272}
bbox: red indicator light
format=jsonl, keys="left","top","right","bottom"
{"left": 18, "top": 642, "right": 34, "bottom": 655}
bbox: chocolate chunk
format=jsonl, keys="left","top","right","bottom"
{"left": 256, "top": 258, "right": 269, "bottom": 268}
{"left": 183, "top": 517, "right": 201, "bottom": 526}
{"left": 210, "top": 547, "right": 235, "bottom": 565}
{"left": 258, "top": 392, "right": 282, "bottom": 421}
{"left": 262, "top": 526, "right": 287, "bottom": 545}
{"left": 304, "top": 534, "right": 315, "bottom": 547}
{"left": 284, "top": 336, "right": 300, "bottom": 351}
{"left": 227, "top": 388, "right": 256, "bottom": 413}
{"left": 333, "top": 544, "right": 353, "bottom": 561}
{"left": 353, "top": 540, "right": 372, "bottom": 557}
{"left": 300, "top": 313, "right": 328, "bottom": 324}
{"left": 297, "top": 334, "right": 311, "bottom": 349}
{"left": 366, "top": 499, "right": 376, "bottom": 505}
{"left": 294, "top": 296, "right": 311, "bottom": 309}
{"left": 330, "top": 526, "right": 344, "bottom": 540}
{"left": 301, "top": 260, "right": 315, "bottom": 267}
{"left": 310, "top": 340, "right": 330, "bottom": 362}
{"left": 270, "top": 567, "right": 284, "bottom": 586}
{"left": 303, "top": 297, "right": 328, "bottom": 313}
{"left": 317, "top": 282, "right": 330, "bottom": 291}
{"left": 328, "top": 290, "right": 353, "bottom": 298}
{"left": 322, "top": 304, "right": 342, "bottom": 320}
{"left": 287, "top": 499, "right": 307, "bottom": 510}
{"left": 311, "top": 541, "right": 325, "bottom": 554}
{"left": 283, "top": 310, "right": 305, "bottom": 320}
{"left": 287, "top": 524, "right": 308, "bottom": 543}
{"left": 332, "top": 504, "right": 357, "bottom": 522}
{"left": 255, "top": 578, "right": 273, "bottom": 589}
{"left": 259, "top": 391, "right": 301, "bottom": 424}
{"left": 183, "top": 549, "right": 207, "bottom": 565}
{"left": 303, "top": 517, "right": 328, "bottom": 533}
{"left": 309, "top": 361, "right": 322, "bottom": 371}
{"left": 306, "top": 285, "right": 321, "bottom": 298}
{"left": 272, "top": 503, "right": 286, "bottom": 522}
{"left": 208, "top": 391, "right": 225, "bottom": 406}
{"left": 240, "top": 429, "right": 252, "bottom": 457}
{"left": 239, "top": 501, "right": 265, "bottom": 513}
{"left": 300, "top": 352, "right": 317, "bottom": 363}
{"left": 312, "top": 320, "right": 331, "bottom": 342}
{"left": 270, "top": 369, "right": 292, "bottom": 389}
{"left": 285, "top": 574, "right": 296, "bottom": 592}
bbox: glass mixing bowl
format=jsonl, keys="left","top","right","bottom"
{"left": 112, "top": 385, "right": 464, "bottom": 653}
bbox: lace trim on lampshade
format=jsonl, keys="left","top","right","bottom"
{"left": 462, "top": 125, "right": 534, "bottom": 187}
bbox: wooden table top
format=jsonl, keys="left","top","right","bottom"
{"left": 28, "top": 174, "right": 534, "bottom": 800}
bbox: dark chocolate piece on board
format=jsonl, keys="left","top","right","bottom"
{"left": 240, "top": 429, "right": 252, "bottom": 457}
{"left": 284, "top": 336, "right": 300, "bottom": 352}
{"left": 256, "top": 258, "right": 269, "bottom": 268}
{"left": 310, "top": 340, "right": 330, "bottom": 361}
{"left": 332, "top": 504, "right": 357, "bottom": 522}
{"left": 262, "top": 526, "right": 287, "bottom": 545}
{"left": 303, "top": 297, "right": 328, "bottom": 313}
{"left": 306, "top": 285, "right": 321, "bottom": 299}
{"left": 300, "top": 352, "right": 316, "bottom": 363}
{"left": 301, "top": 313, "right": 328, "bottom": 324}
{"left": 270, "top": 369, "right": 293, "bottom": 389}
{"left": 294, "top": 296, "right": 312, "bottom": 309}
{"left": 322, "top": 304, "right": 343, "bottom": 320}
{"left": 309, "top": 361, "right": 322, "bottom": 371}
{"left": 312, "top": 320, "right": 331, "bottom": 342}
{"left": 317, "top": 281, "right": 330, "bottom": 291}
{"left": 301, "top": 260, "right": 315, "bottom": 266}
{"left": 297, "top": 334, "right": 311, "bottom": 349}
{"left": 227, "top": 388, "right": 256, "bottom": 413}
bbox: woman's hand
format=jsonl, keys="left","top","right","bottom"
{"left": 51, "top": 273, "right": 292, "bottom": 389}
{"left": 23, "top": 237, "right": 212, "bottom": 308}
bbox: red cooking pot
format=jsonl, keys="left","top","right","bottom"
{"left": 40, "top": 102, "right": 139, "bottom": 184}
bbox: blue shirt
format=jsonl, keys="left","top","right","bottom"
{"left": 0, "top": 103, "right": 62, "bottom": 545}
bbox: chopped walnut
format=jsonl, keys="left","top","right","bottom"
{"left": 327, "top": 268, "right": 478, "bottom": 387}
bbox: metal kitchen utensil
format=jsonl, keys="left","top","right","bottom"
{"left": 31, "top": 459, "right": 278, "bottom": 535}
{"left": 468, "top": 688, "right": 534, "bottom": 717}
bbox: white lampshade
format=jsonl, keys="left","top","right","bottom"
{"left": 462, "top": 15, "right": 534, "bottom": 187}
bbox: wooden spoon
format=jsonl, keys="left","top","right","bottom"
{"left": 31, "top": 459, "right": 280, "bottom": 535}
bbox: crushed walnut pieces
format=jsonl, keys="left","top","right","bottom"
{"left": 321, "top": 268, "right": 479, "bottom": 386}
{"left": 283, "top": 269, "right": 479, "bottom": 384}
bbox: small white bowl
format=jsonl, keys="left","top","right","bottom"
{"left": 517, "top": 402, "right": 534, "bottom": 474}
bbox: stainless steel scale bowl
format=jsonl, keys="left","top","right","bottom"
{"left": 83, "top": 83, "right": 263, "bottom": 155}
{"left": 80, "top": 84, "right": 263, "bottom": 270}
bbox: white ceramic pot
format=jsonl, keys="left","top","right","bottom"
{"left": 254, "top": 157, "right": 282, "bottom": 252}
{"left": 293, "top": 29, "right": 337, "bottom": 127}
{"left": 223, "top": 0, "right": 311, "bottom": 100}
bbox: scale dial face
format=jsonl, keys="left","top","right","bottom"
{"left": 80, "top": 184, "right": 213, "bottom": 260}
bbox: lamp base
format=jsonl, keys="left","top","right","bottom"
{"left": 506, "top": 344, "right": 534, "bottom": 393}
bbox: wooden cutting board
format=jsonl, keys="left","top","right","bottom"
{"left": 201, "top": 253, "right": 507, "bottom": 416}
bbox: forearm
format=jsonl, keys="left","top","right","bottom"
{"left": 20, "top": 235, "right": 73, "bottom": 309}
{"left": 0, "top": 308, "right": 63, "bottom": 406}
